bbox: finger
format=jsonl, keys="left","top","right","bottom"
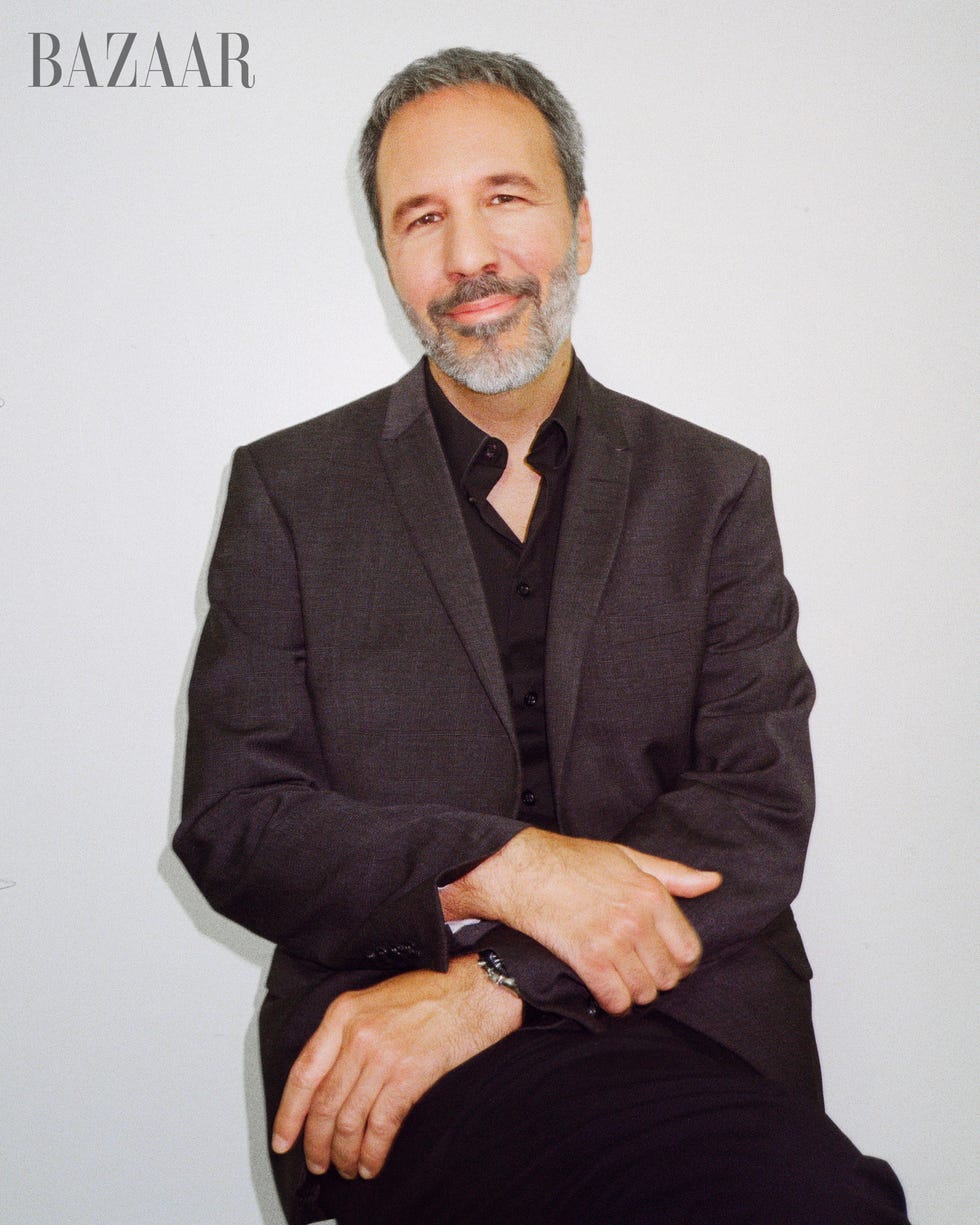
{"left": 633, "top": 922, "right": 692, "bottom": 992}
{"left": 617, "top": 847, "right": 722, "bottom": 897}
{"left": 329, "top": 1057, "right": 391, "bottom": 1180}
{"left": 644, "top": 890, "right": 704, "bottom": 977}
{"left": 300, "top": 1029, "right": 375, "bottom": 1176}
{"left": 571, "top": 946, "right": 634, "bottom": 1015}
{"left": 614, "top": 945, "right": 662, "bottom": 1007}
{"left": 271, "top": 1019, "right": 345, "bottom": 1155}
{"left": 357, "top": 1076, "right": 420, "bottom": 1179}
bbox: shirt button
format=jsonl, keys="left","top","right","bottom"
{"left": 483, "top": 440, "right": 500, "bottom": 460}
{"left": 521, "top": 789, "right": 536, "bottom": 806}
{"left": 586, "top": 1001, "right": 599, "bottom": 1018}
{"left": 523, "top": 691, "right": 538, "bottom": 707}
{"left": 516, "top": 581, "right": 531, "bottom": 598}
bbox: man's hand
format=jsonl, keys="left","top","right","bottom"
{"left": 271, "top": 955, "right": 521, "bottom": 1181}
{"left": 442, "top": 829, "right": 722, "bottom": 1016}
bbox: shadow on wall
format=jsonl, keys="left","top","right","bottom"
{"left": 158, "top": 453, "right": 286, "bottom": 1225}
{"left": 345, "top": 134, "right": 425, "bottom": 369}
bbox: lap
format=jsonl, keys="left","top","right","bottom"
{"left": 291, "top": 1011, "right": 907, "bottom": 1225}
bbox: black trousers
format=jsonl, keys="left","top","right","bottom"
{"left": 289, "top": 1012, "right": 909, "bottom": 1225}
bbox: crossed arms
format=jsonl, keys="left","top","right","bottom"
{"left": 271, "top": 831, "right": 721, "bottom": 1179}
{"left": 175, "top": 433, "right": 814, "bottom": 1185}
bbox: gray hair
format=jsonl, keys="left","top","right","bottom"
{"left": 358, "top": 47, "right": 586, "bottom": 244}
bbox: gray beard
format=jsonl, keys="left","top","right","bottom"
{"left": 399, "top": 238, "right": 579, "bottom": 395}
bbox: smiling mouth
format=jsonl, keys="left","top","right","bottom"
{"left": 446, "top": 294, "right": 522, "bottom": 321}
{"left": 437, "top": 294, "right": 532, "bottom": 338}
{"left": 430, "top": 271, "right": 539, "bottom": 323}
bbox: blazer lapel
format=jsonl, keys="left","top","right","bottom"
{"left": 379, "top": 363, "right": 519, "bottom": 758}
{"left": 546, "top": 376, "right": 632, "bottom": 813}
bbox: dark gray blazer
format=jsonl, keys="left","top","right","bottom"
{"left": 175, "top": 359, "right": 821, "bottom": 1137}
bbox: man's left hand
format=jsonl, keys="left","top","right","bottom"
{"left": 271, "top": 954, "right": 522, "bottom": 1180}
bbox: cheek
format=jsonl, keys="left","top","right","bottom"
{"left": 492, "top": 222, "right": 570, "bottom": 278}
{"left": 387, "top": 252, "right": 440, "bottom": 313}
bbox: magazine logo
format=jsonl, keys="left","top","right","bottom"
{"left": 30, "top": 32, "right": 255, "bottom": 88}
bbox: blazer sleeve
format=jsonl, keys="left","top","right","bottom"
{"left": 174, "top": 445, "right": 525, "bottom": 973}
{"left": 482, "top": 454, "right": 816, "bottom": 1027}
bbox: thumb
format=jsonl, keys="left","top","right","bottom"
{"left": 616, "top": 846, "right": 722, "bottom": 898}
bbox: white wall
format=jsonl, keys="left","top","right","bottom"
{"left": 2, "top": 3, "right": 975, "bottom": 1222}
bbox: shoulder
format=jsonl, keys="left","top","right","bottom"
{"left": 584, "top": 369, "right": 763, "bottom": 493}
{"left": 244, "top": 381, "right": 393, "bottom": 469}
{"left": 586, "top": 371, "right": 759, "bottom": 467}
{"left": 228, "top": 363, "right": 426, "bottom": 506}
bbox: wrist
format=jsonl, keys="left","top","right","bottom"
{"left": 444, "top": 828, "right": 554, "bottom": 925}
{"left": 451, "top": 954, "right": 522, "bottom": 1032}
{"left": 439, "top": 829, "right": 538, "bottom": 923}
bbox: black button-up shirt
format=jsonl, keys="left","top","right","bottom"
{"left": 426, "top": 359, "right": 583, "bottom": 832}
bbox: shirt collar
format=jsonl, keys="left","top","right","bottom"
{"left": 425, "top": 356, "right": 581, "bottom": 489}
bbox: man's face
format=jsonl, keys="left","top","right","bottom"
{"left": 376, "top": 83, "right": 592, "bottom": 395}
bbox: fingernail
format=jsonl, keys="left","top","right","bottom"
{"left": 358, "top": 1164, "right": 374, "bottom": 1180}
{"left": 271, "top": 1133, "right": 289, "bottom": 1154}
{"left": 307, "top": 1161, "right": 327, "bottom": 1176}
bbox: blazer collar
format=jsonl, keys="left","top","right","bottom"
{"left": 546, "top": 372, "right": 632, "bottom": 814}
{"left": 379, "top": 361, "right": 519, "bottom": 766}
{"left": 379, "top": 359, "right": 633, "bottom": 821}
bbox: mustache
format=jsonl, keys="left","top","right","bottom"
{"left": 428, "top": 272, "right": 540, "bottom": 320}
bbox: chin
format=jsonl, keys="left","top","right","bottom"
{"left": 435, "top": 339, "right": 557, "bottom": 395}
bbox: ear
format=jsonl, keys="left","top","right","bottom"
{"left": 575, "top": 197, "right": 593, "bottom": 275}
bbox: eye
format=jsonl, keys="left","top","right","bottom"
{"left": 407, "top": 211, "right": 441, "bottom": 230}
{"left": 489, "top": 194, "right": 520, "bottom": 205}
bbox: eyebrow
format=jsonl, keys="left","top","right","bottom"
{"left": 391, "top": 194, "right": 438, "bottom": 228}
{"left": 483, "top": 172, "right": 540, "bottom": 193}
{"left": 389, "top": 173, "right": 543, "bottom": 229}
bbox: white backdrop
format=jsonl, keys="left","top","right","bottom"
{"left": 2, "top": 4, "right": 976, "bottom": 1222}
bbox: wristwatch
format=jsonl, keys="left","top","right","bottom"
{"left": 477, "top": 948, "right": 520, "bottom": 996}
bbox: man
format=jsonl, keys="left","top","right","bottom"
{"left": 175, "top": 48, "right": 909, "bottom": 1225}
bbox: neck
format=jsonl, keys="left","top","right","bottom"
{"left": 428, "top": 341, "right": 573, "bottom": 454}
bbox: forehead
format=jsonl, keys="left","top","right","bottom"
{"left": 376, "top": 83, "right": 563, "bottom": 212}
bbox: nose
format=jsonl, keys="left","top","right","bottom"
{"left": 444, "top": 208, "right": 498, "bottom": 281}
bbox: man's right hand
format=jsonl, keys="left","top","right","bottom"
{"left": 441, "top": 829, "right": 722, "bottom": 1016}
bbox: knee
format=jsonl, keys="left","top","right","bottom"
{"left": 723, "top": 1097, "right": 909, "bottom": 1224}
